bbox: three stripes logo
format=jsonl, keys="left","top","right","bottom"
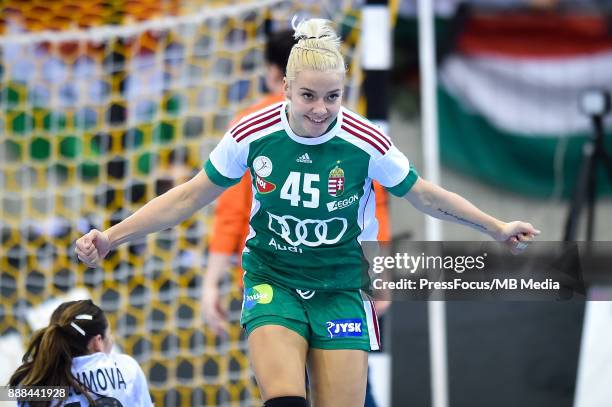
{"left": 296, "top": 153, "right": 312, "bottom": 164}
{"left": 230, "top": 104, "right": 283, "bottom": 143}
{"left": 340, "top": 111, "right": 391, "bottom": 155}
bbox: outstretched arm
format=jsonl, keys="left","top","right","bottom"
{"left": 202, "top": 174, "right": 252, "bottom": 335}
{"left": 76, "top": 170, "right": 226, "bottom": 267}
{"left": 404, "top": 177, "right": 540, "bottom": 247}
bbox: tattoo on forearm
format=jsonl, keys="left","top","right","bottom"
{"left": 436, "top": 208, "right": 489, "bottom": 232}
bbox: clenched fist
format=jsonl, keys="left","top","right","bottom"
{"left": 493, "top": 221, "right": 541, "bottom": 254}
{"left": 75, "top": 229, "right": 111, "bottom": 267}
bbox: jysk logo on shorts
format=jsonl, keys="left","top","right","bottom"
{"left": 326, "top": 319, "right": 363, "bottom": 339}
{"left": 244, "top": 284, "right": 273, "bottom": 310}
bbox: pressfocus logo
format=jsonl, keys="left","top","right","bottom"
{"left": 267, "top": 212, "right": 348, "bottom": 247}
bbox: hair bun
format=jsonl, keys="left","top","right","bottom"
{"left": 291, "top": 16, "right": 341, "bottom": 49}
{"left": 285, "top": 16, "right": 346, "bottom": 81}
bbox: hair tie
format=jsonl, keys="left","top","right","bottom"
{"left": 70, "top": 314, "right": 92, "bottom": 336}
{"left": 70, "top": 322, "right": 86, "bottom": 336}
{"left": 296, "top": 34, "right": 329, "bottom": 41}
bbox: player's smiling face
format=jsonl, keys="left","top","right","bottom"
{"left": 285, "top": 69, "right": 344, "bottom": 138}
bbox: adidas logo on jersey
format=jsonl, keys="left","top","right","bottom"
{"left": 296, "top": 153, "right": 312, "bottom": 164}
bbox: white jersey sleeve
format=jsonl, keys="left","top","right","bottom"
{"left": 111, "top": 354, "right": 153, "bottom": 407}
{"left": 368, "top": 144, "right": 419, "bottom": 197}
{"left": 205, "top": 130, "right": 249, "bottom": 187}
{"left": 32, "top": 352, "right": 155, "bottom": 407}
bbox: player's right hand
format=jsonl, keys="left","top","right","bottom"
{"left": 75, "top": 229, "right": 111, "bottom": 267}
{"left": 202, "top": 285, "right": 229, "bottom": 336}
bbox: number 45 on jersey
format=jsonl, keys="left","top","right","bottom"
{"left": 280, "top": 172, "right": 320, "bottom": 208}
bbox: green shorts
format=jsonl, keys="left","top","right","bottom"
{"left": 241, "top": 274, "right": 380, "bottom": 351}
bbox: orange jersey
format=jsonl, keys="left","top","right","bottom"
{"left": 208, "top": 93, "right": 391, "bottom": 259}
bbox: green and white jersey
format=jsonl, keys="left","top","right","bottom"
{"left": 205, "top": 102, "right": 418, "bottom": 290}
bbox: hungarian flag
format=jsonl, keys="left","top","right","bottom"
{"left": 438, "top": 11, "right": 612, "bottom": 197}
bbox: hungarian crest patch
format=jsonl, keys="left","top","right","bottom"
{"left": 328, "top": 166, "right": 345, "bottom": 197}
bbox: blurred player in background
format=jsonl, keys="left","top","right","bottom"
{"left": 9, "top": 299, "right": 152, "bottom": 406}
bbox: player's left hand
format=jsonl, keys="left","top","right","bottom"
{"left": 493, "top": 221, "right": 541, "bottom": 254}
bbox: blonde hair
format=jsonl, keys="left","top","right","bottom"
{"left": 285, "top": 17, "right": 346, "bottom": 81}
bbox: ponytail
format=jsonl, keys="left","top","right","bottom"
{"left": 27, "top": 325, "right": 80, "bottom": 385}
{"left": 8, "top": 328, "right": 46, "bottom": 387}
{"left": 8, "top": 300, "right": 108, "bottom": 407}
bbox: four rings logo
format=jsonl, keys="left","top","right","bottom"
{"left": 267, "top": 212, "right": 348, "bottom": 247}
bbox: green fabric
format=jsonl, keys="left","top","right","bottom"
{"left": 240, "top": 130, "right": 373, "bottom": 291}
{"left": 438, "top": 86, "right": 612, "bottom": 198}
{"left": 204, "top": 160, "right": 241, "bottom": 187}
{"left": 241, "top": 275, "right": 375, "bottom": 351}
{"left": 386, "top": 165, "right": 419, "bottom": 197}
{"left": 244, "top": 316, "right": 310, "bottom": 342}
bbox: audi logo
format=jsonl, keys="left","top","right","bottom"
{"left": 267, "top": 212, "right": 348, "bottom": 247}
